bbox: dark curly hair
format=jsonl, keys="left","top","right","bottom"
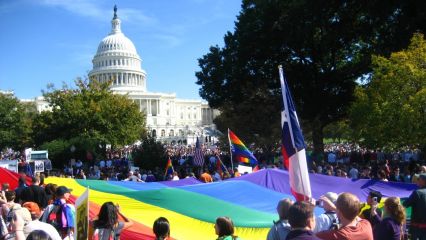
{"left": 93, "top": 202, "right": 118, "bottom": 229}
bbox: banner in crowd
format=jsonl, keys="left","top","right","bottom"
{"left": 34, "top": 160, "right": 45, "bottom": 173}
{"left": 24, "top": 148, "right": 32, "bottom": 162}
{"left": 0, "top": 160, "right": 18, "bottom": 173}
{"left": 44, "top": 160, "right": 52, "bottom": 171}
{"left": 75, "top": 188, "right": 89, "bottom": 240}
{"left": 237, "top": 164, "right": 253, "bottom": 174}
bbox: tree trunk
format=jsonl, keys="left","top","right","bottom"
{"left": 312, "top": 119, "right": 325, "bottom": 161}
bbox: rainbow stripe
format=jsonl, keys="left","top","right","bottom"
{"left": 228, "top": 129, "right": 258, "bottom": 165}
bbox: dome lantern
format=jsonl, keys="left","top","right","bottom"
{"left": 111, "top": 5, "right": 121, "bottom": 34}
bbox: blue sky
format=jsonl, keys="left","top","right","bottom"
{"left": 0, "top": 0, "right": 242, "bottom": 100}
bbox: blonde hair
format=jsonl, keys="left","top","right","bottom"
{"left": 384, "top": 197, "right": 406, "bottom": 225}
{"left": 336, "top": 193, "right": 361, "bottom": 221}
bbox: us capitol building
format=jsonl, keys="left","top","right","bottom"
{"left": 28, "top": 6, "right": 219, "bottom": 145}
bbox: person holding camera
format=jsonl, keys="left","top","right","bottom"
{"left": 360, "top": 190, "right": 383, "bottom": 228}
{"left": 316, "top": 192, "right": 373, "bottom": 240}
{"left": 371, "top": 197, "right": 406, "bottom": 240}
{"left": 313, "top": 192, "right": 339, "bottom": 233}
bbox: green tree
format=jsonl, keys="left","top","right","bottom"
{"left": 132, "top": 136, "right": 167, "bottom": 171}
{"left": 350, "top": 33, "right": 426, "bottom": 149}
{"left": 195, "top": 0, "right": 426, "bottom": 155}
{"left": 323, "top": 120, "right": 351, "bottom": 143}
{"left": 33, "top": 78, "right": 146, "bottom": 159}
{"left": 0, "top": 93, "right": 33, "bottom": 150}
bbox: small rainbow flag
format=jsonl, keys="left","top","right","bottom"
{"left": 228, "top": 129, "right": 258, "bottom": 166}
{"left": 164, "top": 158, "right": 174, "bottom": 177}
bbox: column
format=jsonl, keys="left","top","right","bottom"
{"left": 157, "top": 100, "right": 160, "bottom": 115}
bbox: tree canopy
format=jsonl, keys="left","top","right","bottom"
{"left": 350, "top": 33, "right": 426, "bottom": 150}
{"left": 33, "top": 78, "right": 146, "bottom": 153}
{"left": 0, "top": 93, "right": 33, "bottom": 150}
{"left": 195, "top": 0, "right": 426, "bottom": 154}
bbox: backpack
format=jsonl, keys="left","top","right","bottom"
{"left": 324, "top": 212, "right": 339, "bottom": 230}
{"left": 5, "top": 205, "right": 20, "bottom": 224}
{"left": 92, "top": 228, "right": 119, "bottom": 240}
{"left": 91, "top": 222, "right": 123, "bottom": 240}
{"left": 46, "top": 205, "right": 71, "bottom": 238}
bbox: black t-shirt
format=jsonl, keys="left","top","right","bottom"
{"left": 20, "top": 185, "right": 48, "bottom": 208}
{"left": 361, "top": 207, "right": 382, "bottom": 227}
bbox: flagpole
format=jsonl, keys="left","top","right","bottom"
{"left": 216, "top": 153, "right": 228, "bottom": 174}
{"left": 227, "top": 128, "right": 234, "bottom": 171}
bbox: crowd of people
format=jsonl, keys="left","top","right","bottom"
{"left": 0, "top": 172, "right": 425, "bottom": 240}
{"left": 264, "top": 172, "right": 426, "bottom": 240}
{"left": 1, "top": 143, "right": 425, "bottom": 239}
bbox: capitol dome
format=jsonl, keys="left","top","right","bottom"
{"left": 89, "top": 6, "right": 147, "bottom": 92}
{"left": 96, "top": 34, "right": 138, "bottom": 56}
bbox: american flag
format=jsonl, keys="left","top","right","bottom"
{"left": 193, "top": 137, "right": 204, "bottom": 166}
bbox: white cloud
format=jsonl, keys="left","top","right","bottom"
{"left": 39, "top": 0, "right": 156, "bottom": 25}
{"left": 40, "top": 0, "right": 105, "bottom": 20}
{"left": 119, "top": 8, "right": 156, "bottom": 25}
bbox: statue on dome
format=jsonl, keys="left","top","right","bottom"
{"left": 113, "top": 5, "right": 118, "bottom": 19}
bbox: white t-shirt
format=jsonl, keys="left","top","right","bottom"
{"left": 24, "top": 220, "right": 62, "bottom": 240}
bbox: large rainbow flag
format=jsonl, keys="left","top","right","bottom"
{"left": 0, "top": 167, "right": 417, "bottom": 239}
{"left": 228, "top": 129, "right": 258, "bottom": 166}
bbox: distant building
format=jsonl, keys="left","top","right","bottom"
{"left": 88, "top": 6, "right": 219, "bottom": 144}
{"left": 11, "top": 6, "right": 220, "bottom": 145}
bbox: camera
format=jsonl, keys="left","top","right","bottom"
{"left": 315, "top": 200, "right": 323, "bottom": 207}
{"left": 372, "top": 197, "right": 378, "bottom": 203}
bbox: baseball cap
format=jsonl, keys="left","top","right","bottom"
{"left": 23, "top": 202, "right": 41, "bottom": 217}
{"left": 324, "top": 192, "right": 338, "bottom": 203}
{"left": 56, "top": 186, "right": 72, "bottom": 196}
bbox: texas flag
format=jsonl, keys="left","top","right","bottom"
{"left": 279, "top": 65, "right": 312, "bottom": 201}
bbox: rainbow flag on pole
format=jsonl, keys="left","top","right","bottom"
{"left": 228, "top": 129, "right": 258, "bottom": 166}
{"left": 164, "top": 158, "right": 174, "bottom": 177}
